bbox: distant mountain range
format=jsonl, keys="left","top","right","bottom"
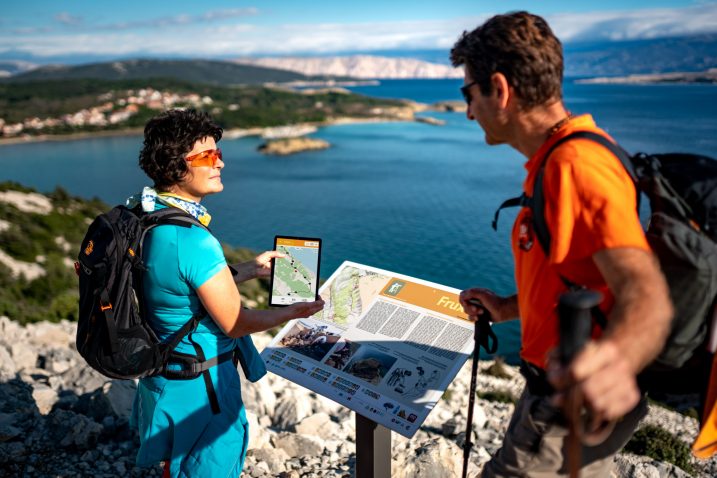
{"left": 1, "top": 34, "right": 715, "bottom": 81}
{"left": 233, "top": 55, "right": 461, "bottom": 79}
{"left": 3, "top": 59, "right": 323, "bottom": 86}
{"left": 349, "top": 34, "right": 717, "bottom": 78}
{"left": 564, "top": 33, "right": 717, "bottom": 77}
{"left": 235, "top": 34, "right": 717, "bottom": 79}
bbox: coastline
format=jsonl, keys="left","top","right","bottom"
{"left": 0, "top": 113, "right": 447, "bottom": 147}
{"left": 0, "top": 128, "right": 145, "bottom": 146}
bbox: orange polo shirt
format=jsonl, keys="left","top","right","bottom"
{"left": 513, "top": 114, "right": 650, "bottom": 369}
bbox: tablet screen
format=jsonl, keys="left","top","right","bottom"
{"left": 269, "top": 236, "right": 322, "bottom": 306}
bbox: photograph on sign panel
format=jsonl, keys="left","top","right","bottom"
{"left": 342, "top": 346, "right": 397, "bottom": 385}
{"left": 323, "top": 339, "right": 362, "bottom": 371}
{"left": 278, "top": 320, "right": 341, "bottom": 362}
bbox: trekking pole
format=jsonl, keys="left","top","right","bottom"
{"left": 462, "top": 300, "right": 498, "bottom": 478}
{"left": 557, "top": 290, "right": 603, "bottom": 478}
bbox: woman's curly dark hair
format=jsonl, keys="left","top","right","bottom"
{"left": 139, "top": 109, "right": 223, "bottom": 190}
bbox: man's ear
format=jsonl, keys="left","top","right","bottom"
{"left": 491, "top": 72, "right": 511, "bottom": 109}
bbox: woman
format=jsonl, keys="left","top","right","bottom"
{"left": 129, "top": 109, "right": 324, "bottom": 477}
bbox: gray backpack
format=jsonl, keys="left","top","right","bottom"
{"left": 493, "top": 131, "right": 717, "bottom": 372}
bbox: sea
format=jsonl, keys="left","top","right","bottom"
{"left": 2, "top": 79, "right": 716, "bottom": 363}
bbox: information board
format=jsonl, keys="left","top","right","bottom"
{"left": 261, "top": 261, "right": 476, "bottom": 438}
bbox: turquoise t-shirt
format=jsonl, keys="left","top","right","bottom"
{"left": 142, "top": 216, "right": 233, "bottom": 358}
{"left": 134, "top": 207, "right": 253, "bottom": 477}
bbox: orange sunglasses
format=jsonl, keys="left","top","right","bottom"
{"left": 186, "top": 148, "right": 222, "bottom": 167}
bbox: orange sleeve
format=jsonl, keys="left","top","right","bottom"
{"left": 542, "top": 139, "right": 649, "bottom": 264}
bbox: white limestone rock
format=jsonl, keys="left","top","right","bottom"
{"left": 0, "top": 345, "right": 16, "bottom": 380}
{"left": 272, "top": 432, "right": 324, "bottom": 458}
{"left": 246, "top": 447, "right": 290, "bottom": 475}
{"left": 246, "top": 410, "right": 273, "bottom": 450}
{"left": 393, "top": 437, "right": 463, "bottom": 478}
{"left": 294, "top": 412, "right": 341, "bottom": 440}
{"left": 241, "top": 372, "right": 277, "bottom": 417}
{"left": 273, "top": 389, "right": 313, "bottom": 430}
{"left": 32, "top": 384, "right": 58, "bottom": 415}
{"left": 9, "top": 343, "right": 38, "bottom": 371}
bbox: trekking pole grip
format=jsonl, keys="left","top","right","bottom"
{"left": 557, "top": 290, "right": 602, "bottom": 365}
{"left": 557, "top": 289, "right": 602, "bottom": 478}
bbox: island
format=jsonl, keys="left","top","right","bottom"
{"left": 258, "top": 137, "right": 331, "bottom": 156}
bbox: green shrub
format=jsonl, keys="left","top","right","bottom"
{"left": 48, "top": 290, "right": 79, "bottom": 322}
{"left": 0, "top": 181, "right": 36, "bottom": 193}
{"left": 624, "top": 425, "right": 694, "bottom": 475}
{"left": 478, "top": 389, "right": 516, "bottom": 404}
{"left": 483, "top": 357, "right": 512, "bottom": 379}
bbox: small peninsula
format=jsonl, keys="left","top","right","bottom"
{"left": 576, "top": 69, "right": 717, "bottom": 85}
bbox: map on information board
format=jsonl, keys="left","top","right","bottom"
{"left": 262, "top": 261, "right": 476, "bottom": 438}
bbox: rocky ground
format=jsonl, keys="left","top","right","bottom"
{"left": 1, "top": 316, "right": 716, "bottom": 477}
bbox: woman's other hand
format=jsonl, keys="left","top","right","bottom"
{"left": 284, "top": 299, "right": 325, "bottom": 320}
{"left": 254, "top": 250, "right": 285, "bottom": 279}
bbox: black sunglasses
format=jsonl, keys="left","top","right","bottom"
{"left": 460, "top": 81, "right": 479, "bottom": 105}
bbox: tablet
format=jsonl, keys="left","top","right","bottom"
{"left": 269, "top": 236, "right": 322, "bottom": 306}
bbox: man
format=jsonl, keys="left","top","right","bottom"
{"left": 451, "top": 12, "right": 674, "bottom": 477}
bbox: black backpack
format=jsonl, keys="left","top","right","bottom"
{"left": 493, "top": 131, "right": 717, "bottom": 372}
{"left": 76, "top": 205, "right": 235, "bottom": 382}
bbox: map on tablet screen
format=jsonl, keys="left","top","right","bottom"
{"left": 269, "top": 236, "right": 321, "bottom": 306}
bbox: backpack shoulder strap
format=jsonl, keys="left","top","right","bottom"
{"left": 530, "top": 131, "right": 638, "bottom": 331}
{"left": 531, "top": 130, "right": 638, "bottom": 256}
{"left": 492, "top": 194, "right": 531, "bottom": 231}
{"left": 555, "top": 131, "right": 637, "bottom": 182}
{"left": 143, "top": 207, "right": 209, "bottom": 232}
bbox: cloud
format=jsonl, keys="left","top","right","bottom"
{"left": 9, "top": 8, "right": 258, "bottom": 36}
{"left": 10, "top": 26, "right": 53, "bottom": 35}
{"left": 54, "top": 12, "right": 83, "bottom": 26}
{"left": 93, "top": 7, "right": 259, "bottom": 31}
{"left": 549, "top": 3, "right": 717, "bottom": 42}
{"left": 1, "top": 4, "right": 716, "bottom": 58}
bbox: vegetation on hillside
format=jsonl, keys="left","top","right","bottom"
{"left": 0, "top": 77, "right": 406, "bottom": 135}
{"left": 0, "top": 182, "right": 270, "bottom": 324}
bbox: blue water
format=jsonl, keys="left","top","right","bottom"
{"left": 2, "top": 79, "right": 716, "bottom": 363}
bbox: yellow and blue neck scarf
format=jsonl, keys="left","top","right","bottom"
{"left": 126, "top": 187, "right": 212, "bottom": 227}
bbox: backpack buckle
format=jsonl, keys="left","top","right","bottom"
{"left": 100, "top": 301, "right": 113, "bottom": 312}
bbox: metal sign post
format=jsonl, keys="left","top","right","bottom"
{"left": 356, "top": 414, "right": 392, "bottom": 478}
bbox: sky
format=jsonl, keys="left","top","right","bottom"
{"left": 1, "top": 1, "right": 716, "bottom": 62}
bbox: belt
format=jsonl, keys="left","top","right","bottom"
{"left": 520, "top": 360, "right": 555, "bottom": 397}
{"left": 161, "top": 349, "right": 236, "bottom": 380}
{"left": 161, "top": 347, "right": 239, "bottom": 416}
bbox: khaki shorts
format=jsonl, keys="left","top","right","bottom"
{"left": 480, "top": 388, "right": 647, "bottom": 478}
